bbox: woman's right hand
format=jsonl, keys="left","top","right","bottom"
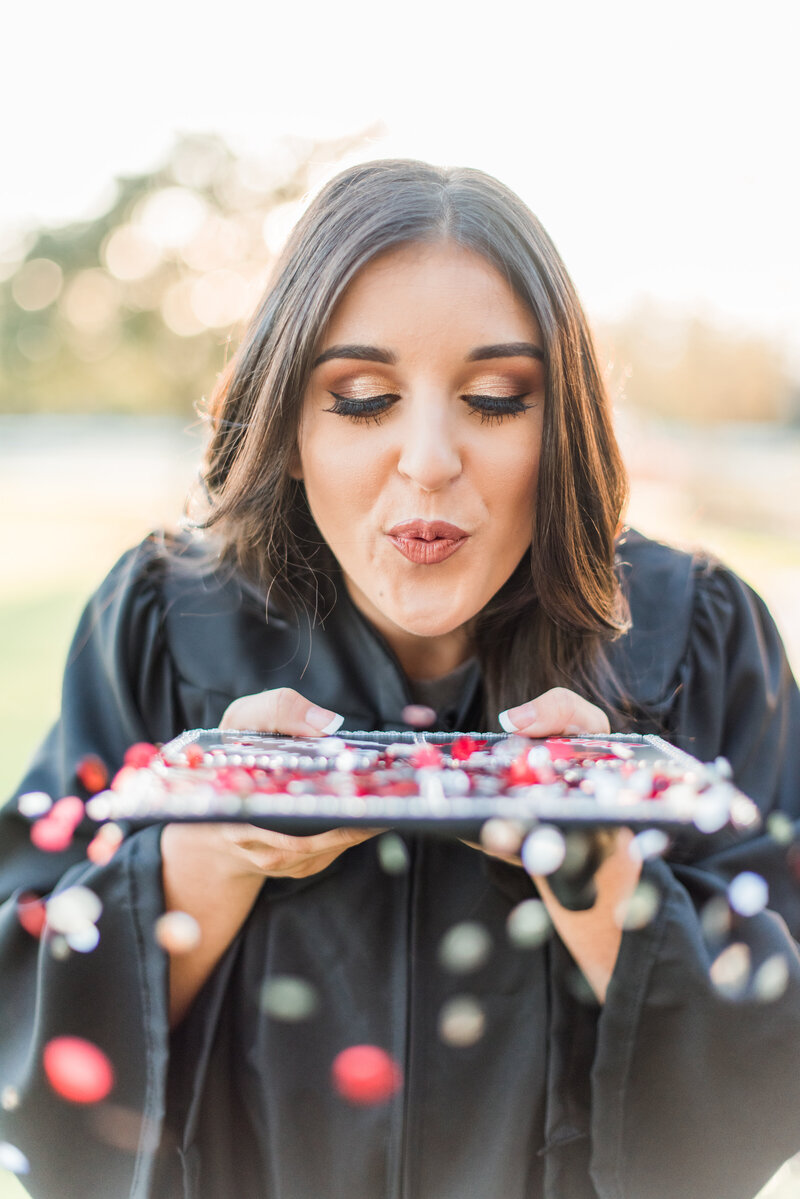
{"left": 161, "top": 688, "right": 377, "bottom": 1025}
{"left": 212, "top": 686, "right": 380, "bottom": 879}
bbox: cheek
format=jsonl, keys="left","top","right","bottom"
{"left": 300, "top": 425, "right": 386, "bottom": 521}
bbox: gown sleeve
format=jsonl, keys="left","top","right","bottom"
{"left": 589, "top": 560, "right": 800, "bottom": 1199}
{"left": 0, "top": 539, "right": 182, "bottom": 1199}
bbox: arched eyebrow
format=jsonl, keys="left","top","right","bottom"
{"left": 311, "top": 342, "right": 544, "bottom": 368}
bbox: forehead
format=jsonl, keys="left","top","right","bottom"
{"left": 322, "top": 240, "right": 542, "bottom": 347}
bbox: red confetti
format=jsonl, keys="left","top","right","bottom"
{"left": 17, "top": 892, "right": 47, "bottom": 938}
{"left": 123, "top": 742, "right": 158, "bottom": 769}
{"left": 331, "top": 1045, "right": 402, "bottom": 1106}
{"left": 50, "top": 796, "right": 85, "bottom": 831}
{"left": 31, "top": 818, "right": 74, "bottom": 853}
{"left": 184, "top": 744, "right": 205, "bottom": 769}
{"left": 410, "top": 745, "right": 443, "bottom": 768}
{"left": 450, "top": 737, "right": 484, "bottom": 761}
{"left": 87, "top": 824, "right": 124, "bottom": 865}
{"left": 545, "top": 739, "right": 576, "bottom": 762}
{"left": 75, "top": 755, "right": 109, "bottom": 794}
{"left": 508, "top": 753, "right": 539, "bottom": 786}
{"left": 43, "top": 1037, "right": 114, "bottom": 1104}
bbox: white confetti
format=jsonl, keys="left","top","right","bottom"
{"left": 260, "top": 976, "right": 319, "bottom": 1021}
{"left": 17, "top": 791, "right": 52, "bottom": 818}
{"left": 154, "top": 911, "right": 202, "bottom": 955}
{"left": 0, "top": 1086, "right": 20, "bottom": 1111}
{"left": 438, "top": 996, "right": 486, "bottom": 1047}
{"left": 480, "top": 818, "right": 524, "bottom": 857}
{"left": 710, "top": 942, "right": 751, "bottom": 998}
{"left": 0, "top": 1141, "right": 30, "bottom": 1175}
{"left": 728, "top": 872, "right": 768, "bottom": 917}
{"left": 438, "top": 922, "right": 492, "bottom": 974}
{"left": 521, "top": 826, "right": 566, "bottom": 876}
{"left": 615, "top": 880, "right": 660, "bottom": 930}
{"left": 66, "top": 925, "right": 101, "bottom": 953}
{"left": 753, "top": 954, "right": 790, "bottom": 1003}
{"left": 46, "top": 886, "right": 102, "bottom": 935}
{"left": 506, "top": 898, "right": 552, "bottom": 949}
{"left": 631, "top": 829, "right": 670, "bottom": 860}
{"left": 376, "top": 833, "right": 410, "bottom": 875}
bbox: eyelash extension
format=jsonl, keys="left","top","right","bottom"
{"left": 462, "top": 393, "right": 534, "bottom": 424}
{"left": 324, "top": 391, "right": 533, "bottom": 425}
{"left": 324, "top": 393, "right": 400, "bottom": 424}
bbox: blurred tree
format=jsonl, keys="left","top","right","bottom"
{"left": 598, "top": 301, "right": 797, "bottom": 424}
{"left": 0, "top": 127, "right": 377, "bottom": 414}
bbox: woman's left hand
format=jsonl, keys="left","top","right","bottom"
{"left": 498, "top": 686, "right": 610, "bottom": 736}
{"left": 483, "top": 688, "right": 643, "bottom": 1004}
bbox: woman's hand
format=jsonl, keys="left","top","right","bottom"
{"left": 161, "top": 687, "right": 378, "bottom": 1026}
{"left": 498, "top": 686, "right": 610, "bottom": 736}
{"left": 489, "top": 687, "right": 643, "bottom": 1004}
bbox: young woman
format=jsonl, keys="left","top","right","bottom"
{"left": 2, "top": 159, "right": 799, "bottom": 1199}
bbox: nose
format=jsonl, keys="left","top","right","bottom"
{"left": 396, "top": 400, "right": 462, "bottom": 492}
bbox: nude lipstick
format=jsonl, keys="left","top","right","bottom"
{"left": 386, "top": 520, "right": 469, "bottom": 565}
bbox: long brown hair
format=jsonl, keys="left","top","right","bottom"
{"left": 198, "top": 159, "right": 630, "bottom": 726}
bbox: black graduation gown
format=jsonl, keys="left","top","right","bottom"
{"left": 2, "top": 529, "right": 800, "bottom": 1199}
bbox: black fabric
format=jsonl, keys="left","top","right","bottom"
{"left": 1, "top": 527, "right": 800, "bottom": 1199}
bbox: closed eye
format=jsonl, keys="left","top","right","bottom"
{"left": 324, "top": 391, "right": 534, "bottom": 426}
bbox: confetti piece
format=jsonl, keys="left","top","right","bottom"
{"left": 615, "top": 879, "right": 660, "bottom": 930}
{"left": 753, "top": 953, "right": 790, "bottom": 1003}
{"left": 46, "top": 886, "right": 102, "bottom": 935}
{"left": 710, "top": 942, "right": 751, "bottom": 998}
{"left": 521, "top": 826, "right": 566, "bottom": 877}
{"left": 184, "top": 744, "right": 205, "bottom": 768}
{"left": 480, "top": 818, "right": 524, "bottom": 857}
{"left": 376, "top": 833, "right": 410, "bottom": 875}
{"left": 123, "top": 742, "right": 158, "bottom": 769}
{"left": 700, "top": 895, "right": 732, "bottom": 943}
{"left": 728, "top": 872, "right": 768, "bottom": 917}
{"left": 438, "top": 996, "right": 486, "bottom": 1047}
{"left": 401, "top": 705, "right": 436, "bottom": 729}
{"left": 66, "top": 925, "right": 101, "bottom": 954}
{"left": 43, "top": 1037, "right": 114, "bottom": 1104}
{"left": 50, "top": 796, "right": 85, "bottom": 830}
{"left": 438, "top": 921, "right": 492, "bottom": 974}
{"left": 331, "top": 1045, "right": 402, "bottom": 1106}
{"left": 260, "top": 976, "right": 319, "bottom": 1022}
{"left": 410, "top": 744, "right": 443, "bottom": 768}
{"left": 16, "top": 892, "right": 47, "bottom": 939}
{"left": 506, "top": 898, "right": 552, "bottom": 949}
{"left": 17, "top": 791, "right": 52, "bottom": 818}
{"left": 154, "top": 911, "right": 202, "bottom": 955}
{"left": 30, "top": 818, "right": 74, "bottom": 853}
{"left": 0, "top": 1086, "right": 20, "bottom": 1111}
{"left": 87, "top": 822, "right": 124, "bottom": 865}
{"left": 75, "top": 755, "right": 109, "bottom": 794}
{"left": 766, "top": 812, "right": 795, "bottom": 845}
{"left": 50, "top": 936, "right": 71, "bottom": 961}
{"left": 0, "top": 1141, "right": 29, "bottom": 1175}
{"left": 631, "top": 828, "right": 670, "bottom": 860}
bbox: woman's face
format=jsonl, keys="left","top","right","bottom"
{"left": 296, "top": 240, "right": 545, "bottom": 678}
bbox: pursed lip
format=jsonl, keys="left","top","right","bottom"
{"left": 385, "top": 520, "right": 469, "bottom": 565}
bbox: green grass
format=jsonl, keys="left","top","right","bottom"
{"left": 0, "top": 586, "right": 87, "bottom": 801}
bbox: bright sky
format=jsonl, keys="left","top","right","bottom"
{"left": 5, "top": 0, "right": 799, "bottom": 360}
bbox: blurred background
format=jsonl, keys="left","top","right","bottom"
{"left": 1, "top": 0, "right": 799, "bottom": 1193}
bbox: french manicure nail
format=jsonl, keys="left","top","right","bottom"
{"left": 306, "top": 707, "right": 344, "bottom": 734}
{"left": 499, "top": 704, "right": 537, "bottom": 733}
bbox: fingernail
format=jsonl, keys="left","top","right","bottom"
{"left": 306, "top": 706, "right": 344, "bottom": 735}
{"left": 498, "top": 704, "right": 536, "bottom": 733}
